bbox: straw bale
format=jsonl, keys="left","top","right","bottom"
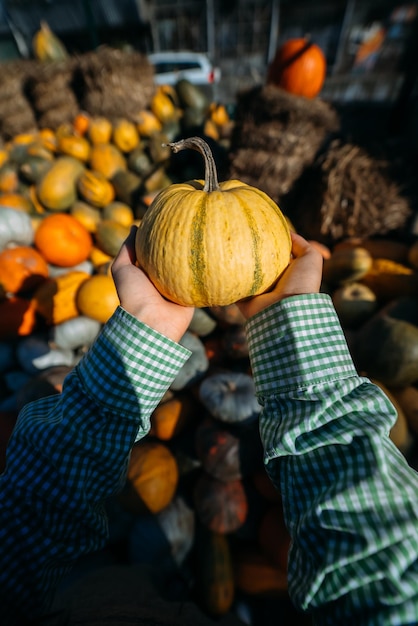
{"left": 290, "top": 139, "right": 411, "bottom": 244}
{"left": 1, "top": 110, "right": 38, "bottom": 138}
{"left": 37, "top": 102, "right": 79, "bottom": 130}
{"left": 228, "top": 85, "right": 339, "bottom": 200}
{"left": 78, "top": 46, "right": 156, "bottom": 121}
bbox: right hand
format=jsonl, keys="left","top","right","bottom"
{"left": 237, "top": 233, "right": 323, "bottom": 320}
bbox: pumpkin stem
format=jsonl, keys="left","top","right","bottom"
{"left": 164, "top": 137, "right": 221, "bottom": 193}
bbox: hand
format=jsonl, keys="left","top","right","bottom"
{"left": 111, "top": 226, "right": 194, "bottom": 342}
{"left": 237, "top": 232, "right": 323, "bottom": 319}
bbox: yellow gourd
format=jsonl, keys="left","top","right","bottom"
{"left": 135, "top": 136, "right": 291, "bottom": 307}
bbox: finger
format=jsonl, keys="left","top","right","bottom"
{"left": 112, "top": 225, "right": 138, "bottom": 273}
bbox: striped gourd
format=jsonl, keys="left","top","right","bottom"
{"left": 135, "top": 136, "right": 291, "bottom": 307}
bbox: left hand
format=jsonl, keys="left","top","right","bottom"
{"left": 111, "top": 226, "right": 194, "bottom": 343}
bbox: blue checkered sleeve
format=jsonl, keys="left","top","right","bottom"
{"left": 246, "top": 293, "right": 418, "bottom": 626}
{"left": 0, "top": 306, "right": 190, "bottom": 624}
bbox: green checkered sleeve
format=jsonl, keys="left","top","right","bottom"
{"left": 0, "top": 306, "right": 191, "bottom": 623}
{"left": 246, "top": 293, "right": 418, "bottom": 626}
{"left": 78, "top": 306, "right": 191, "bottom": 442}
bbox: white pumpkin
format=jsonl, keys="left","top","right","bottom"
{"left": 0, "top": 207, "right": 34, "bottom": 251}
{"left": 51, "top": 316, "right": 101, "bottom": 350}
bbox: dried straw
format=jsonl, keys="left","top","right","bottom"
{"left": 228, "top": 85, "right": 339, "bottom": 199}
{"left": 290, "top": 139, "right": 411, "bottom": 244}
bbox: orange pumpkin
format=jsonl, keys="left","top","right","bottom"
{"left": 0, "top": 192, "right": 32, "bottom": 212}
{"left": 150, "top": 394, "right": 195, "bottom": 441}
{"left": 0, "top": 296, "right": 38, "bottom": 339}
{"left": 89, "top": 143, "right": 127, "bottom": 180}
{"left": 112, "top": 118, "right": 140, "bottom": 153}
{"left": 0, "top": 246, "right": 49, "bottom": 294}
{"left": 57, "top": 132, "right": 91, "bottom": 162}
{"left": 34, "top": 213, "right": 92, "bottom": 267}
{"left": 125, "top": 440, "right": 179, "bottom": 514}
{"left": 72, "top": 111, "right": 90, "bottom": 137}
{"left": 267, "top": 37, "right": 326, "bottom": 98}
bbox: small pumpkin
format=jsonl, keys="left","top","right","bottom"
{"left": 0, "top": 246, "right": 48, "bottom": 295}
{"left": 102, "top": 201, "right": 134, "bottom": 227}
{"left": 149, "top": 394, "right": 195, "bottom": 441}
{"left": 199, "top": 371, "right": 261, "bottom": 424}
{"left": 135, "top": 137, "right": 291, "bottom": 307}
{"left": 34, "top": 213, "right": 92, "bottom": 267}
{"left": 267, "top": 37, "right": 326, "bottom": 98}
{"left": 77, "top": 169, "right": 115, "bottom": 208}
{"left": 233, "top": 545, "right": 287, "bottom": 595}
{"left": 88, "top": 117, "right": 113, "bottom": 145}
{"left": 125, "top": 440, "right": 179, "bottom": 514}
{"left": 57, "top": 132, "right": 91, "bottom": 162}
{"left": 36, "top": 156, "right": 85, "bottom": 211}
{"left": 70, "top": 201, "right": 102, "bottom": 233}
{"left": 72, "top": 111, "right": 90, "bottom": 137}
{"left": 76, "top": 274, "right": 119, "bottom": 323}
{"left": 95, "top": 219, "right": 131, "bottom": 257}
{"left": 195, "top": 418, "right": 243, "bottom": 482}
{"left": 323, "top": 247, "right": 373, "bottom": 286}
{"left": 89, "top": 143, "right": 127, "bottom": 180}
{"left": 112, "top": 118, "right": 140, "bottom": 153}
{"left": 33, "top": 270, "right": 91, "bottom": 325}
{"left": 0, "top": 192, "right": 32, "bottom": 213}
{"left": 194, "top": 472, "right": 248, "bottom": 534}
{"left": 151, "top": 88, "right": 178, "bottom": 124}
{"left": 0, "top": 207, "right": 34, "bottom": 250}
{"left": 16, "top": 335, "right": 74, "bottom": 374}
{"left": 50, "top": 315, "right": 101, "bottom": 350}
{"left": 135, "top": 109, "right": 162, "bottom": 136}
{"left": 170, "top": 331, "right": 209, "bottom": 391}
{"left": 0, "top": 163, "right": 20, "bottom": 193}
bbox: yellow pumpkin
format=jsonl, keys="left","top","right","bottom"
{"left": 135, "top": 109, "right": 162, "bottom": 136}
{"left": 77, "top": 169, "right": 115, "bottom": 208}
{"left": 89, "top": 143, "right": 127, "bottom": 179}
{"left": 87, "top": 117, "right": 113, "bottom": 145}
{"left": 102, "top": 201, "right": 134, "bottom": 227}
{"left": 70, "top": 201, "right": 102, "bottom": 233}
{"left": 57, "top": 132, "right": 91, "bottom": 162}
{"left": 112, "top": 118, "right": 140, "bottom": 153}
{"left": 76, "top": 274, "right": 119, "bottom": 323}
{"left": 37, "top": 156, "right": 85, "bottom": 211}
{"left": 135, "top": 136, "right": 291, "bottom": 307}
{"left": 151, "top": 89, "right": 178, "bottom": 124}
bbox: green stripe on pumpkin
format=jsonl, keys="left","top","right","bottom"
{"left": 189, "top": 193, "right": 207, "bottom": 298}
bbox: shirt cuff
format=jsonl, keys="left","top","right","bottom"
{"left": 77, "top": 306, "right": 191, "bottom": 437}
{"left": 246, "top": 293, "right": 358, "bottom": 395}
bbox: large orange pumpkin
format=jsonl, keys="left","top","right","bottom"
{"left": 267, "top": 37, "right": 326, "bottom": 98}
{"left": 0, "top": 246, "right": 49, "bottom": 294}
{"left": 34, "top": 213, "right": 92, "bottom": 267}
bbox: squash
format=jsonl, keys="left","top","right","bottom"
{"left": 187, "top": 307, "right": 217, "bottom": 336}
{"left": 267, "top": 37, "right": 326, "bottom": 98}
{"left": 0, "top": 163, "right": 20, "bottom": 193}
{"left": 88, "top": 117, "right": 113, "bottom": 145}
{"left": 0, "top": 296, "right": 38, "bottom": 339}
{"left": 151, "top": 89, "right": 178, "bottom": 124}
{"left": 57, "top": 132, "right": 91, "bottom": 162}
{"left": 125, "top": 440, "right": 179, "bottom": 514}
{"left": 199, "top": 371, "right": 261, "bottom": 424}
{"left": 194, "top": 472, "right": 248, "bottom": 534}
{"left": 70, "top": 200, "right": 102, "bottom": 233}
{"left": 129, "top": 495, "right": 195, "bottom": 568}
{"left": 0, "top": 192, "right": 32, "bottom": 213}
{"left": 20, "top": 155, "right": 53, "bottom": 184}
{"left": 135, "top": 109, "right": 162, "bottom": 136}
{"left": 195, "top": 418, "right": 243, "bottom": 482}
{"left": 170, "top": 331, "right": 209, "bottom": 391}
{"left": 89, "top": 143, "right": 127, "bottom": 179}
{"left": 360, "top": 258, "right": 418, "bottom": 303}
{"left": 233, "top": 545, "right": 287, "bottom": 595}
{"left": 72, "top": 111, "right": 90, "bottom": 137}
{"left": 33, "top": 270, "right": 91, "bottom": 325}
{"left": 32, "top": 21, "right": 68, "bottom": 62}
{"left": 351, "top": 313, "right": 418, "bottom": 387}
{"left": 149, "top": 394, "right": 195, "bottom": 441}
{"left": 34, "top": 213, "right": 92, "bottom": 267}
{"left": 332, "top": 282, "right": 377, "bottom": 329}
{"left": 95, "top": 219, "right": 130, "bottom": 257}
{"left": 102, "top": 201, "right": 134, "bottom": 227}
{"left": 16, "top": 335, "right": 74, "bottom": 374}
{"left": 135, "top": 136, "right": 291, "bottom": 307}
{"left": 175, "top": 79, "right": 209, "bottom": 112}
{"left": 50, "top": 315, "right": 101, "bottom": 350}
{"left": 334, "top": 237, "right": 410, "bottom": 264}
{"left": 76, "top": 274, "right": 119, "bottom": 323}
{"left": 37, "top": 156, "right": 85, "bottom": 211}
{"left": 322, "top": 247, "right": 373, "bottom": 286}
{"left": 112, "top": 118, "right": 140, "bottom": 153}
{"left": 77, "top": 169, "right": 115, "bottom": 208}
{"left": 0, "top": 246, "right": 48, "bottom": 295}
{"left": 195, "top": 527, "right": 234, "bottom": 616}
{"left": 0, "top": 208, "right": 34, "bottom": 250}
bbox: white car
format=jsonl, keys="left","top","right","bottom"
{"left": 148, "top": 51, "right": 221, "bottom": 86}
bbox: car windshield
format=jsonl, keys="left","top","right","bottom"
{"left": 153, "top": 61, "right": 202, "bottom": 73}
